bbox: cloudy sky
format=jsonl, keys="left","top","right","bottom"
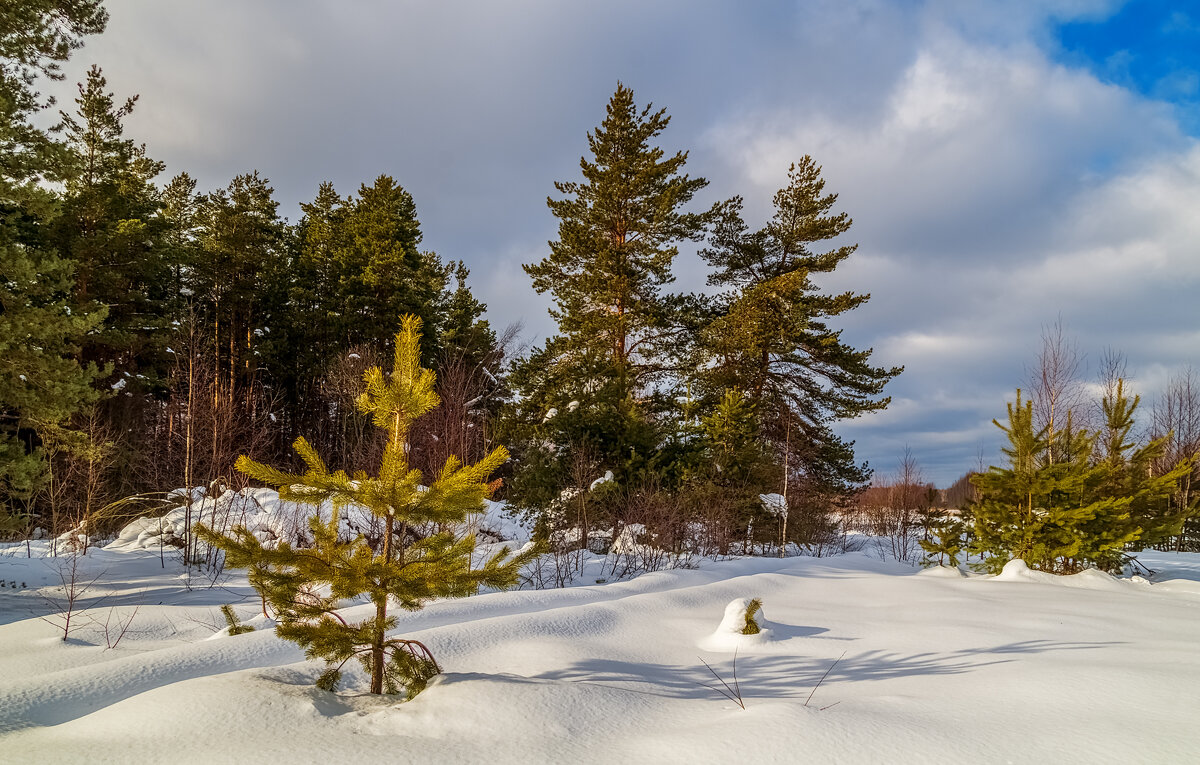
{"left": 56, "top": 0, "right": 1200, "bottom": 484}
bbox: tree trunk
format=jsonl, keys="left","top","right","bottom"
{"left": 371, "top": 513, "right": 394, "bottom": 695}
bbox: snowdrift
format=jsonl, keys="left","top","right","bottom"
{"left": 2, "top": 512, "right": 1199, "bottom": 762}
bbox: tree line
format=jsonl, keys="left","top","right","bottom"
{"left": 1, "top": 6, "right": 900, "bottom": 558}
{"left": 1, "top": 4, "right": 502, "bottom": 542}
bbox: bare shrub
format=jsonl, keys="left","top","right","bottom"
{"left": 41, "top": 552, "right": 104, "bottom": 641}
{"left": 1152, "top": 369, "right": 1200, "bottom": 550}
{"left": 99, "top": 604, "right": 140, "bottom": 649}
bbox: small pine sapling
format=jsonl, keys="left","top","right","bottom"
{"left": 220, "top": 604, "right": 254, "bottom": 635}
{"left": 741, "top": 598, "right": 763, "bottom": 635}
{"left": 920, "top": 515, "right": 967, "bottom": 567}
{"left": 199, "top": 316, "right": 537, "bottom": 697}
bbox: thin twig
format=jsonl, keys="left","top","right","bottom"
{"left": 731, "top": 646, "right": 742, "bottom": 703}
{"left": 805, "top": 651, "right": 846, "bottom": 708}
{"left": 698, "top": 652, "right": 745, "bottom": 710}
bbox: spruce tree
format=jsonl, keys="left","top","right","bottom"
{"left": 199, "top": 316, "right": 533, "bottom": 697}
{"left": 697, "top": 158, "right": 900, "bottom": 497}
{"left": 439, "top": 261, "right": 498, "bottom": 372}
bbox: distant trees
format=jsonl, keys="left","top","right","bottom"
{"left": 0, "top": 8, "right": 505, "bottom": 545}
{"left": 1151, "top": 370, "right": 1200, "bottom": 549}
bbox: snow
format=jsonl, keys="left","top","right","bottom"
{"left": 759, "top": 492, "right": 787, "bottom": 518}
{"left": 589, "top": 470, "right": 614, "bottom": 491}
{"left": 1, "top": 524, "right": 1199, "bottom": 762}
{"left": 698, "top": 597, "right": 776, "bottom": 651}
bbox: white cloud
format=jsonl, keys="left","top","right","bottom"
{"left": 46, "top": 0, "right": 1199, "bottom": 483}
{"left": 706, "top": 11, "right": 1199, "bottom": 480}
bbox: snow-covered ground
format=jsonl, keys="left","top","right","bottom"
{"left": 2, "top": 515, "right": 1199, "bottom": 763}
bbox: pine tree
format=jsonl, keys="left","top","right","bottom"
{"left": 339, "top": 175, "right": 448, "bottom": 362}
{"left": 0, "top": 243, "right": 106, "bottom": 512}
{"left": 0, "top": 1, "right": 107, "bottom": 207}
{"left": 970, "top": 390, "right": 1138, "bottom": 573}
{"left": 193, "top": 171, "right": 286, "bottom": 403}
{"left": 0, "top": 0, "right": 108, "bottom": 522}
{"left": 509, "top": 84, "right": 711, "bottom": 507}
{"left": 47, "top": 65, "right": 174, "bottom": 503}
{"left": 698, "top": 388, "right": 772, "bottom": 486}
{"left": 199, "top": 316, "right": 534, "bottom": 697}
{"left": 1092, "top": 379, "right": 1194, "bottom": 559}
{"left": 698, "top": 157, "right": 901, "bottom": 497}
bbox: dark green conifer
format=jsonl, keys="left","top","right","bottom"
{"left": 509, "top": 84, "right": 711, "bottom": 510}
{"left": 698, "top": 157, "right": 901, "bottom": 497}
{"left": 0, "top": 1, "right": 108, "bottom": 519}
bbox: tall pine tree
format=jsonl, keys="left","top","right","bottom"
{"left": 0, "top": 0, "right": 108, "bottom": 524}
{"left": 698, "top": 157, "right": 901, "bottom": 497}
{"left": 509, "top": 84, "right": 711, "bottom": 508}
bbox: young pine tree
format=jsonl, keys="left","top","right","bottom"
{"left": 970, "top": 390, "right": 1137, "bottom": 573}
{"left": 1091, "top": 379, "right": 1194, "bottom": 560}
{"left": 199, "top": 316, "right": 534, "bottom": 697}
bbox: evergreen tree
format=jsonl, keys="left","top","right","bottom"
{"left": 0, "top": 1, "right": 107, "bottom": 207}
{"left": 53, "top": 65, "right": 171, "bottom": 394}
{"left": 339, "top": 175, "right": 448, "bottom": 362}
{"left": 160, "top": 172, "right": 201, "bottom": 315}
{"left": 274, "top": 178, "right": 473, "bottom": 449}
{"left": 193, "top": 171, "right": 286, "bottom": 401}
{"left": 970, "top": 390, "right": 1138, "bottom": 573}
{"left": 0, "top": 243, "right": 106, "bottom": 512}
{"left": 1091, "top": 379, "right": 1194, "bottom": 558}
{"left": 697, "top": 388, "right": 772, "bottom": 487}
{"left": 697, "top": 157, "right": 901, "bottom": 497}
{"left": 0, "top": 0, "right": 108, "bottom": 522}
{"left": 199, "top": 316, "right": 533, "bottom": 697}
{"left": 509, "top": 84, "right": 711, "bottom": 507}
{"left": 439, "top": 261, "right": 498, "bottom": 372}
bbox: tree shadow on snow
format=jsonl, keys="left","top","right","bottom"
{"left": 533, "top": 639, "right": 1122, "bottom": 703}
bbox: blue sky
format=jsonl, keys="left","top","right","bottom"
{"left": 52, "top": 0, "right": 1200, "bottom": 485}
{"left": 1055, "top": 1, "right": 1200, "bottom": 132}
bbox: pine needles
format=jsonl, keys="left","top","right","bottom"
{"left": 741, "top": 598, "right": 763, "bottom": 635}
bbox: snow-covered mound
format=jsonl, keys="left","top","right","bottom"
{"left": 698, "top": 597, "right": 776, "bottom": 651}
{"left": 105, "top": 487, "right": 529, "bottom": 552}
